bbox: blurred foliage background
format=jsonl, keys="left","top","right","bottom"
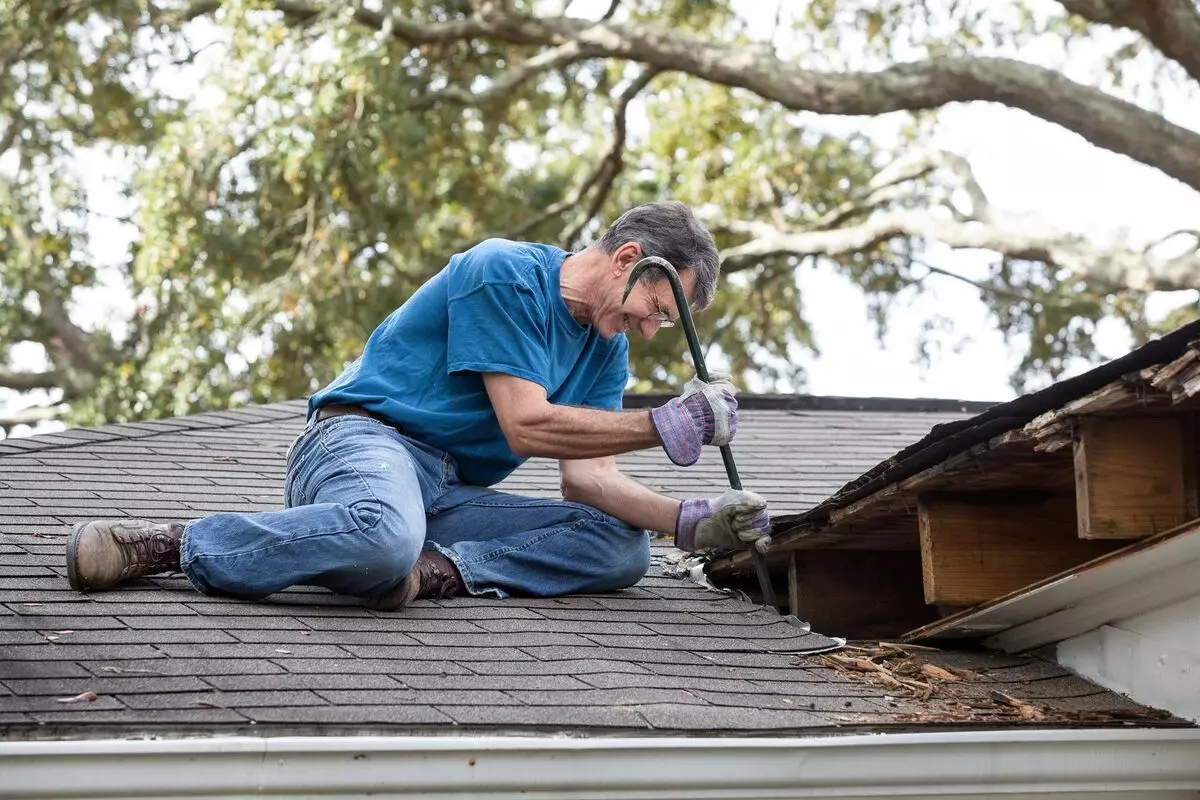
{"left": 0, "top": 0, "right": 1197, "bottom": 430}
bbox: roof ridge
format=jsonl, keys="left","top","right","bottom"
{"left": 0, "top": 400, "right": 307, "bottom": 458}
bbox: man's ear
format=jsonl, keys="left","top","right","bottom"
{"left": 612, "top": 241, "right": 643, "bottom": 274}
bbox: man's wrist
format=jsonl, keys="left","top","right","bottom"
{"left": 675, "top": 497, "right": 711, "bottom": 552}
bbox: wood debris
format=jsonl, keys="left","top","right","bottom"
{"left": 990, "top": 690, "right": 1046, "bottom": 721}
{"left": 823, "top": 643, "right": 968, "bottom": 701}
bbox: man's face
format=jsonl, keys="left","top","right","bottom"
{"left": 597, "top": 244, "right": 697, "bottom": 340}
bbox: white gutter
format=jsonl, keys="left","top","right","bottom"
{"left": 3, "top": 729, "right": 1199, "bottom": 798}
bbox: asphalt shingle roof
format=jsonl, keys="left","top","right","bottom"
{"left": 0, "top": 398, "right": 1175, "bottom": 738}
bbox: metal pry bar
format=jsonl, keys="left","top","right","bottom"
{"left": 623, "top": 255, "right": 783, "bottom": 613}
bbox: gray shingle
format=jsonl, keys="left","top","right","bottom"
{"left": 241, "top": 705, "right": 451, "bottom": 725}
{"left": 118, "top": 690, "right": 328, "bottom": 710}
{"left": 0, "top": 694, "right": 127, "bottom": 713}
{"left": 276, "top": 658, "right": 471, "bottom": 675}
{"left": 5, "top": 644, "right": 165, "bottom": 661}
{"left": 506, "top": 688, "right": 705, "bottom": 706}
{"left": 28, "top": 708, "right": 249, "bottom": 725}
{"left": 226, "top": 629, "right": 423, "bottom": 647}
{"left": 634, "top": 703, "right": 837, "bottom": 731}
{"left": 316, "top": 689, "right": 521, "bottom": 706}
{"left": 202, "top": 673, "right": 404, "bottom": 692}
{"left": 344, "top": 644, "right": 536, "bottom": 661}
{"left": 84, "top": 659, "right": 285, "bottom": 677}
{"left": 4, "top": 677, "right": 212, "bottom": 696}
{"left": 437, "top": 705, "right": 646, "bottom": 727}
{"left": 465, "top": 659, "right": 653, "bottom": 677}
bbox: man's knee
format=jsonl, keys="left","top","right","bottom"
{"left": 607, "top": 525, "right": 651, "bottom": 589}
{"left": 358, "top": 499, "right": 424, "bottom": 578}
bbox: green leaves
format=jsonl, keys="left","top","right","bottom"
{"left": 1, "top": 0, "right": 1195, "bottom": 429}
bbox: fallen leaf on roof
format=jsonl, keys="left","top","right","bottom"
{"left": 56, "top": 691, "right": 98, "bottom": 704}
{"left": 100, "top": 666, "right": 161, "bottom": 675}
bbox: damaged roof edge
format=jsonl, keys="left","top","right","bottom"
{"left": 3, "top": 730, "right": 1200, "bottom": 799}
{"left": 798, "top": 320, "right": 1200, "bottom": 524}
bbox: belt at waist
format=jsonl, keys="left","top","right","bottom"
{"left": 314, "top": 403, "right": 403, "bottom": 432}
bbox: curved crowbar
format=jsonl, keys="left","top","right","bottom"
{"left": 624, "top": 256, "right": 794, "bottom": 618}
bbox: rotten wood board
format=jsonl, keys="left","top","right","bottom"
{"left": 918, "top": 494, "right": 1120, "bottom": 605}
{"left": 1075, "top": 417, "right": 1191, "bottom": 539}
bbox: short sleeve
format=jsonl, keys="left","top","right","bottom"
{"left": 446, "top": 245, "right": 552, "bottom": 389}
{"left": 583, "top": 337, "right": 630, "bottom": 411}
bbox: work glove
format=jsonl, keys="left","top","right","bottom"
{"left": 650, "top": 377, "right": 738, "bottom": 467}
{"left": 675, "top": 489, "right": 772, "bottom": 554}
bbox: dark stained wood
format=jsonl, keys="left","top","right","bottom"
{"left": 790, "top": 549, "right": 940, "bottom": 639}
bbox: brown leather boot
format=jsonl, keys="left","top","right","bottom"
{"left": 66, "top": 520, "right": 185, "bottom": 592}
{"left": 367, "top": 551, "right": 465, "bottom": 611}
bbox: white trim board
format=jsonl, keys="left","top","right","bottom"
{"left": 903, "top": 518, "right": 1200, "bottom": 652}
{"left": 2, "top": 730, "right": 1200, "bottom": 799}
{"left": 1059, "top": 624, "right": 1200, "bottom": 724}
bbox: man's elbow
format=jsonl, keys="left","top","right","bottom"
{"left": 560, "top": 474, "right": 593, "bottom": 504}
{"left": 508, "top": 428, "right": 539, "bottom": 458}
{"left": 503, "top": 411, "right": 553, "bottom": 458}
{"left": 560, "top": 463, "right": 612, "bottom": 506}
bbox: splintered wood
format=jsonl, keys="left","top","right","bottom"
{"left": 823, "top": 645, "right": 974, "bottom": 702}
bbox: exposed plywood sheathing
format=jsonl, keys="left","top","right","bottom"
{"left": 1074, "top": 417, "right": 1190, "bottom": 539}
{"left": 918, "top": 494, "right": 1118, "bottom": 606}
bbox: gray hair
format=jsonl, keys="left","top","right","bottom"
{"left": 597, "top": 201, "right": 720, "bottom": 311}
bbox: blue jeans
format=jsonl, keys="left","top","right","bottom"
{"left": 178, "top": 414, "right": 651, "bottom": 602}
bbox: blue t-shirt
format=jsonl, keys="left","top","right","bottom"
{"left": 307, "top": 239, "right": 630, "bottom": 486}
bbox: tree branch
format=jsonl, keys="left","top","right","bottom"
{"left": 0, "top": 107, "right": 24, "bottom": 157}
{"left": 177, "top": 4, "right": 1200, "bottom": 191}
{"left": 0, "top": 366, "right": 61, "bottom": 392}
{"left": 560, "top": 67, "right": 659, "bottom": 248}
{"left": 1057, "top": 0, "right": 1200, "bottom": 84}
{"left": 409, "top": 40, "right": 586, "bottom": 109}
{"left": 720, "top": 208, "right": 1200, "bottom": 292}
{"left": 0, "top": 403, "right": 69, "bottom": 434}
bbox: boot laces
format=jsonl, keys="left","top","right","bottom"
{"left": 114, "top": 524, "right": 179, "bottom": 573}
{"left": 415, "top": 557, "right": 462, "bottom": 600}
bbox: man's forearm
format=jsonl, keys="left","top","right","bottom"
{"left": 565, "top": 466, "right": 682, "bottom": 535}
{"left": 513, "top": 405, "right": 661, "bottom": 459}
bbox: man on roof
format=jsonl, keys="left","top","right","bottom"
{"left": 65, "top": 202, "right": 771, "bottom": 609}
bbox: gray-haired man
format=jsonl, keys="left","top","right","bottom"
{"left": 67, "top": 202, "right": 771, "bottom": 608}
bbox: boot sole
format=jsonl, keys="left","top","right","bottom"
{"left": 65, "top": 522, "right": 87, "bottom": 591}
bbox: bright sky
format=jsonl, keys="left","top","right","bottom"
{"left": 2, "top": 0, "right": 1199, "bottom": 435}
